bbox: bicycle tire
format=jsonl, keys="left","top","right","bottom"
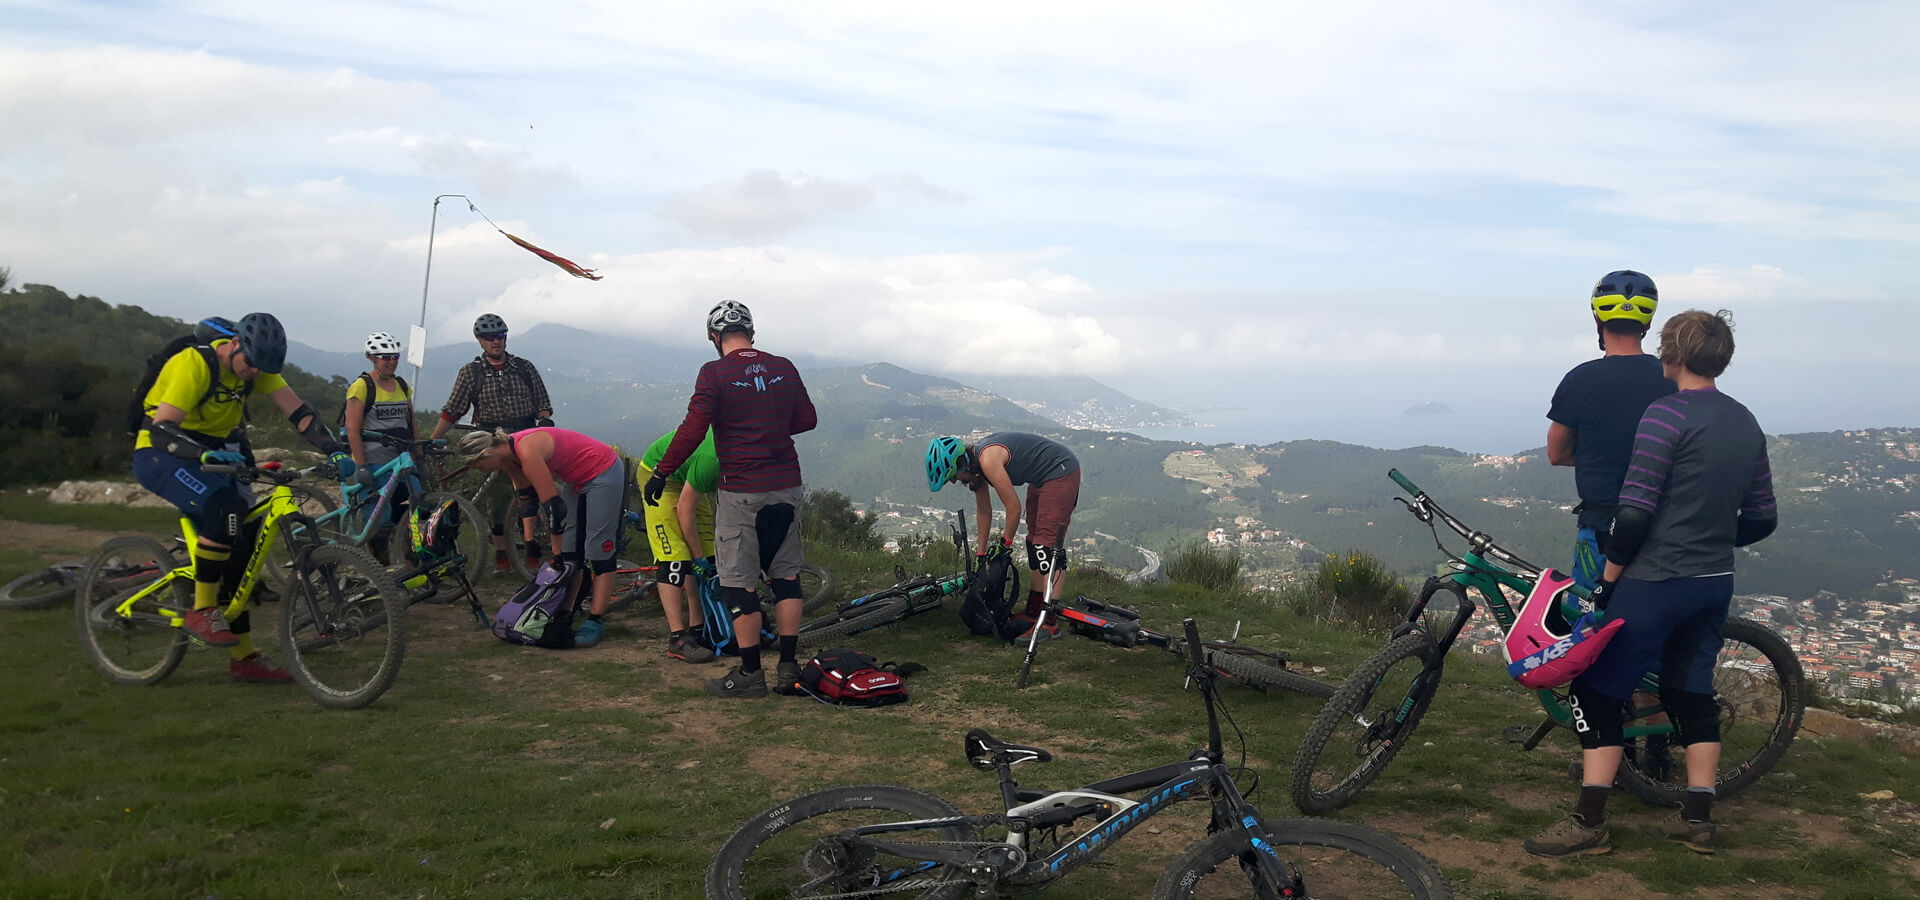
{"left": 418, "top": 491, "right": 488, "bottom": 581}
{"left": 1155, "top": 817, "right": 1451, "bottom": 899}
{"left": 262, "top": 488, "right": 340, "bottom": 590}
{"left": 796, "top": 562, "right": 837, "bottom": 615}
{"left": 281, "top": 544, "right": 407, "bottom": 710}
{"left": 1615, "top": 617, "right": 1806, "bottom": 807}
{"left": 1185, "top": 640, "right": 1337, "bottom": 700}
{"left": 1290, "top": 631, "right": 1441, "bottom": 814}
{"left": 796, "top": 593, "right": 914, "bottom": 649}
{"left": 73, "top": 536, "right": 189, "bottom": 686}
{"left": 706, "top": 783, "right": 969, "bottom": 900}
{"left": 0, "top": 561, "right": 81, "bottom": 610}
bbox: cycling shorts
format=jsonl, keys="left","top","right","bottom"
{"left": 560, "top": 463, "right": 625, "bottom": 563}
{"left": 1024, "top": 468, "right": 1081, "bottom": 551}
{"left": 636, "top": 462, "right": 715, "bottom": 562}
{"left": 1574, "top": 574, "right": 1730, "bottom": 701}
{"left": 715, "top": 486, "right": 805, "bottom": 589}
{"left": 132, "top": 448, "right": 253, "bottom": 536}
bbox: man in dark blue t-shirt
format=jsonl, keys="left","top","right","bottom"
{"left": 1546, "top": 270, "right": 1676, "bottom": 590}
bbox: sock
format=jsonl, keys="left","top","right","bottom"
{"left": 230, "top": 633, "right": 255, "bottom": 661}
{"left": 193, "top": 547, "right": 231, "bottom": 610}
{"left": 1023, "top": 589, "right": 1046, "bottom": 617}
{"left": 1574, "top": 784, "right": 1611, "bottom": 827}
{"left": 1682, "top": 786, "right": 1715, "bottom": 823}
{"left": 739, "top": 645, "right": 762, "bottom": 674}
{"left": 670, "top": 628, "right": 687, "bottom": 639}
{"left": 588, "top": 613, "right": 603, "bottom": 623}
{"left": 778, "top": 635, "right": 798, "bottom": 664}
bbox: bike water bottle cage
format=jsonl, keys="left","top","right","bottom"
{"left": 1503, "top": 568, "right": 1626, "bottom": 689}
{"left": 964, "top": 728, "right": 1052, "bottom": 770}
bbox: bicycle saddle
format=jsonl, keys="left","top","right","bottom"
{"left": 964, "top": 728, "right": 1053, "bottom": 770}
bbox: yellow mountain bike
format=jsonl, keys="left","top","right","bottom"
{"left": 73, "top": 463, "right": 408, "bottom": 710}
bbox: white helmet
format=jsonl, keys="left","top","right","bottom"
{"left": 706, "top": 300, "right": 753, "bottom": 336}
{"left": 365, "top": 332, "right": 403, "bottom": 355}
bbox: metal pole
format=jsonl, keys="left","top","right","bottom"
{"left": 415, "top": 193, "right": 470, "bottom": 402}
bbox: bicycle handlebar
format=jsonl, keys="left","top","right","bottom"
{"left": 1386, "top": 468, "right": 1542, "bottom": 574}
{"left": 1388, "top": 468, "right": 1420, "bottom": 495}
{"left": 201, "top": 463, "right": 320, "bottom": 485}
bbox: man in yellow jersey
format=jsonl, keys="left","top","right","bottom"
{"left": 131, "top": 312, "right": 354, "bottom": 682}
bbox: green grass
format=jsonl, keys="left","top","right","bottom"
{"left": 4, "top": 506, "right": 1920, "bottom": 898}
{"left": 0, "top": 488, "right": 180, "bottom": 534}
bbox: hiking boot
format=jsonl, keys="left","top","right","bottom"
{"left": 705, "top": 666, "right": 768, "bottom": 699}
{"left": 774, "top": 660, "right": 804, "bottom": 695}
{"left": 1659, "top": 814, "right": 1718, "bottom": 854}
{"left": 229, "top": 652, "right": 294, "bottom": 684}
{"left": 574, "top": 619, "right": 605, "bottom": 648}
{"left": 184, "top": 607, "right": 240, "bottom": 647}
{"left": 1523, "top": 814, "right": 1611, "bottom": 858}
{"left": 667, "top": 632, "right": 716, "bottom": 663}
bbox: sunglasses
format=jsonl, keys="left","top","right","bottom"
{"left": 370, "top": 353, "right": 400, "bottom": 362}
{"left": 479, "top": 333, "right": 508, "bottom": 342}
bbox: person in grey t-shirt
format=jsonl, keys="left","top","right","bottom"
{"left": 927, "top": 432, "right": 1081, "bottom": 641}
{"left": 1526, "top": 310, "right": 1778, "bottom": 860}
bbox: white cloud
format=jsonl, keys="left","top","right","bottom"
{"left": 659, "top": 170, "right": 963, "bottom": 239}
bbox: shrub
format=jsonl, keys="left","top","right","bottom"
{"left": 1163, "top": 540, "right": 1243, "bottom": 593}
{"left": 1282, "top": 550, "right": 1411, "bottom": 631}
{"left": 802, "top": 489, "right": 885, "bottom": 552}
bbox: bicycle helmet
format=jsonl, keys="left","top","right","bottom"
{"left": 364, "top": 332, "right": 402, "bottom": 356}
{"left": 1590, "top": 270, "right": 1659, "bottom": 327}
{"left": 234, "top": 312, "right": 288, "bottom": 374}
{"left": 706, "top": 300, "right": 753, "bottom": 336}
{"left": 409, "top": 496, "right": 464, "bottom": 562}
{"left": 473, "top": 313, "right": 508, "bottom": 337}
{"left": 926, "top": 436, "right": 967, "bottom": 492}
{"left": 193, "top": 316, "right": 236, "bottom": 344}
{"left": 1503, "top": 569, "right": 1627, "bottom": 689}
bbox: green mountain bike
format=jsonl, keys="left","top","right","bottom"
{"left": 1290, "top": 469, "right": 1805, "bottom": 814}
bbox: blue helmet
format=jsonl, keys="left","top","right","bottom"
{"left": 193, "top": 316, "right": 236, "bottom": 344}
{"left": 926, "top": 436, "right": 966, "bottom": 492}
{"left": 235, "top": 312, "right": 287, "bottom": 374}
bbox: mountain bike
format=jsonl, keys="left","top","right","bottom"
{"left": 1051, "top": 596, "right": 1337, "bottom": 699}
{"left": 1289, "top": 468, "right": 1805, "bottom": 814}
{"left": 265, "top": 433, "right": 486, "bottom": 585}
{"left": 707, "top": 618, "right": 1452, "bottom": 899}
{"left": 794, "top": 510, "right": 1011, "bottom": 649}
{"left": 73, "top": 463, "right": 408, "bottom": 710}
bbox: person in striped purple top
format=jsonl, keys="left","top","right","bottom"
{"left": 1526, "top": 310, "right": 1778, "bottom": 859}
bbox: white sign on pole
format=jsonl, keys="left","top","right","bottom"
{"left": 407, "top": 325, "right": 428, "bottom": 368}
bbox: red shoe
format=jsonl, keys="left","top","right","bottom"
{"left": 493, "top": 555, "right": 513, "bottom": 574}
{"left": 229, "top": 652, "right": 294, "bottom": 684}
{"left": 525, "top": 555, "right": 543, "bottom": 572}
{"left": 184, "top": 607, "right": 240, "bottom": 647}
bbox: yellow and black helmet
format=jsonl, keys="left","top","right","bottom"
{"left": 1591, "top": 270, "right": 1658, "bottom": 326}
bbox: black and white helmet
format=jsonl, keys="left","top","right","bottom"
{"left": 473, "top": 313, "right": 508, "bottom": 337}
{"left": 364, "top": 332, "right": 402, "bottom": 355}
{"left": 706, "top": 300, "right": 753, "bottom": 336}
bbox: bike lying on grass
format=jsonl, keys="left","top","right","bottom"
{"left": 794, "top": 509, "right": 1014, "bottom": 649}
{"left": 707, "top": 617, "right": 1452, "bottom": 899}
{"left": 4, "top": 553, "right": 174, "bottom": 611}
{"left": 1289, "top": 468, "right": 1805, "bottom": 814}
{"left": 74, "top": 463, "right": 409, "bottom": 710}
{"left": 1052, "top": 596, "right": 1337, "bottom": 699}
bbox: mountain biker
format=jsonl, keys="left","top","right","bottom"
{"left": 463, "top": 426, "right": 625, "bottom": 647}
{"left": 344, "top": 331, "right": 416, "bottom": 564}
{"left": 1547, "top": 270, "right": 1676, "bottom": 592}
{"left": 430, "top": 314, "right": 554, "bottom": 573}
{"left": 131, "top": 311, "right": 355, "bottom": 683}
{"left": 1525, "top": 309, "right": 1777, "bottom": 858}
{"left": 643, "top": 300, "right": 818, "bottom": 698}
{"left": 927, "top": 432, "right": 1080, "bottom": 641}
{"left": 636, "top": 427, "right": 721, "bottom": 664}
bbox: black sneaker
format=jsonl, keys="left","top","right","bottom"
{"left": 773, "top": 660, "right": 804, "bottom": 695}
{"left": 668, "top": 632, "right": 716, "bottom": 663}
{"left": 705, "top": 666, "right": 768, "bottom": 699}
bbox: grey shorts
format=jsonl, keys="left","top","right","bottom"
{"left": 714, "top": 486, "right": 805, "bottom": 590}
{"left": 561, "top": 463, "right": 625, "bottom": 563}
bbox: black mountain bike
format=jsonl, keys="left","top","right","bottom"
{"left": 795, "top": 510, "right": 1017, "bottom": 650}
{"left": 707, "top": 618, "right": 1451, "bottom": 899}
{"left": 1052, "top": 596, "right": 1337, "bottom": 699}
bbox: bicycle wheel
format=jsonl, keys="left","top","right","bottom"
{"left": 1616, "top": 617, "right": 1806, "bottom": 806}
{"left": 262, "top": 488, "right": 342, "bottom": 589}
{"left": 795, "top": 563, "right": 837, "bottom": 615}
{"left": 281, "top": 544, "right": 407, "bottom": 710}
{"left": 417, "top": 492, "right": 488, "bottom": 581}
{"left": 796, "top": 594, "right": 914, "bottom": 649}
{"left": 1290, "top": 631, "right": 1442, "bottom": 814}
{"left": 706, "top": 784, "right": 970, "bottom": 900}
{"left": 1167, "top": 639, "right": 1338, "bottom": 700}
{"left": 1, "top": 561, "right": 81, "bottom": 610}
{"left": 72, "top": 536, "right": 190, "bottom": 686}
{"left": 507, "top": 513, "right": 554, "bottom": 581}
{"left": 1156, "top": 817, "right": 1451, "bottom": 899}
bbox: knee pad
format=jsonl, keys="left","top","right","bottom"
{"left": 202, "top": 488, "right": 249, "bottom": 544}
{"left": 1569, "top": 680, "right": 1626, "bottom": 750}
{"left": 589, "top": 557, "right": 616, "bottom": 576}
{"left": 723, "top": 586, "right": 763, "bottom": 619}
{"left": 1026, "top": 541, "right": 1065, "bottom": 573}
{"left": 489, "top": 520, "right": 506, "bottom": 537}
{"left": 663, "top": 559, "right": 688, "bottom": 587}
{"left": 754, "top": 503, "right": 796, "bottom": 574}
{"left": 1661, "top": 688, "right": 1722, "bottom": 746}
{"left": 769, "top": 577, "right": 803, "bottom": 601}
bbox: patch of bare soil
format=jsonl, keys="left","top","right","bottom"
{"left": 0, "top": 520, "right": 129, "bottom": 559}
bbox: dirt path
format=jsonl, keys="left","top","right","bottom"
{"left": 0, "top": 519, "right": 132, "bottom": 562}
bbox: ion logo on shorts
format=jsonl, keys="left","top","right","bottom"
{"left": 173, "top": 468, "right": 208, "bottom": 495}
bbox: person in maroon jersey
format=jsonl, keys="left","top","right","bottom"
{"left": 643, "top": 300, "right": 819, "bottom": 699}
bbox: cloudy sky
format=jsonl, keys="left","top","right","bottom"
{"left": 3, "top": 1, "right": 1916, "bottom": 450}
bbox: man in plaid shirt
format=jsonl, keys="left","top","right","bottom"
{"left": 430, "top": 313, "right": 555, "bottom": 572}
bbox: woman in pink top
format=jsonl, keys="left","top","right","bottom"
{"left": 465, "top": 427, "right": 625, "bottom": 647}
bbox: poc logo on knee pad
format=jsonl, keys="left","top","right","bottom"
{"left": 1569, "top": 695, "right": 1590, "bottom": 734}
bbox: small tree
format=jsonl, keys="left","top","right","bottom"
{"left": 1164, "top": 539, "right": 1243, "bottom": 593}
{"left": 802, "top": 489, "right": 885, "bottom": 552}
{"left": 1283, "top": 550, "right": 1411, "bottom": 631}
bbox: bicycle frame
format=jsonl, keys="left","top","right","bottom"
{"left": 113, "top": 481, "right": 305, "bottom": 626}
{"left": 328, "top": 452, "right": 424, "bottom": 545}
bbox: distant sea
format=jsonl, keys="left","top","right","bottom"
{"left": 1131, "top": 406, "right": 1544, "bottom": 455}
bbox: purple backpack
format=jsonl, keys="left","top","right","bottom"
{"left": 492, "top": 560, "right": 582, "bottom": 649}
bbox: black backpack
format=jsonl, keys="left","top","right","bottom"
{"left": 125, "top": 336, "right": 248, "bottom": 436}
{"left": 960, "top": 553, "right": 1020, "bottom": 639}
{"left": 337, "top": 372, "right": 413, "bottom": 429}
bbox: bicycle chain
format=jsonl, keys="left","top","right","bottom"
{"left": 788, "top": 839, "right": 1013, "bottom": 898}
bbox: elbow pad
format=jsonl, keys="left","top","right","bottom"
{"left": 288, "top": 402, "right": 340, "bottom": 453}
{"left": 149, "top": 421, "right": 212, "bottom": 461}
{"left": 1607, "top": 505, "right": 1652, "bottom": 569}
{"left": 1735, "top": 514, "right": 1778, "bottom": 547}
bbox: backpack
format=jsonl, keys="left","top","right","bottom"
{"left": 797, "top": 648, "right": 917, "bottom": 707}
{"left": 694, "top": 572, "right": 774, "bottom": 656}
{"left": 126, "top": 334, "right": 250, "bottom": 436}
{"left": 492, "top": 559, "right": 583, "bottom": 649}
{"left": 464, "top": 355, "right": 537, "bottom": 396}
{"left": 338, "top": 372, "right": 413, "bottom": 430}
{"left": 960, "top": 552, "right": 1019, "bottom": 639}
